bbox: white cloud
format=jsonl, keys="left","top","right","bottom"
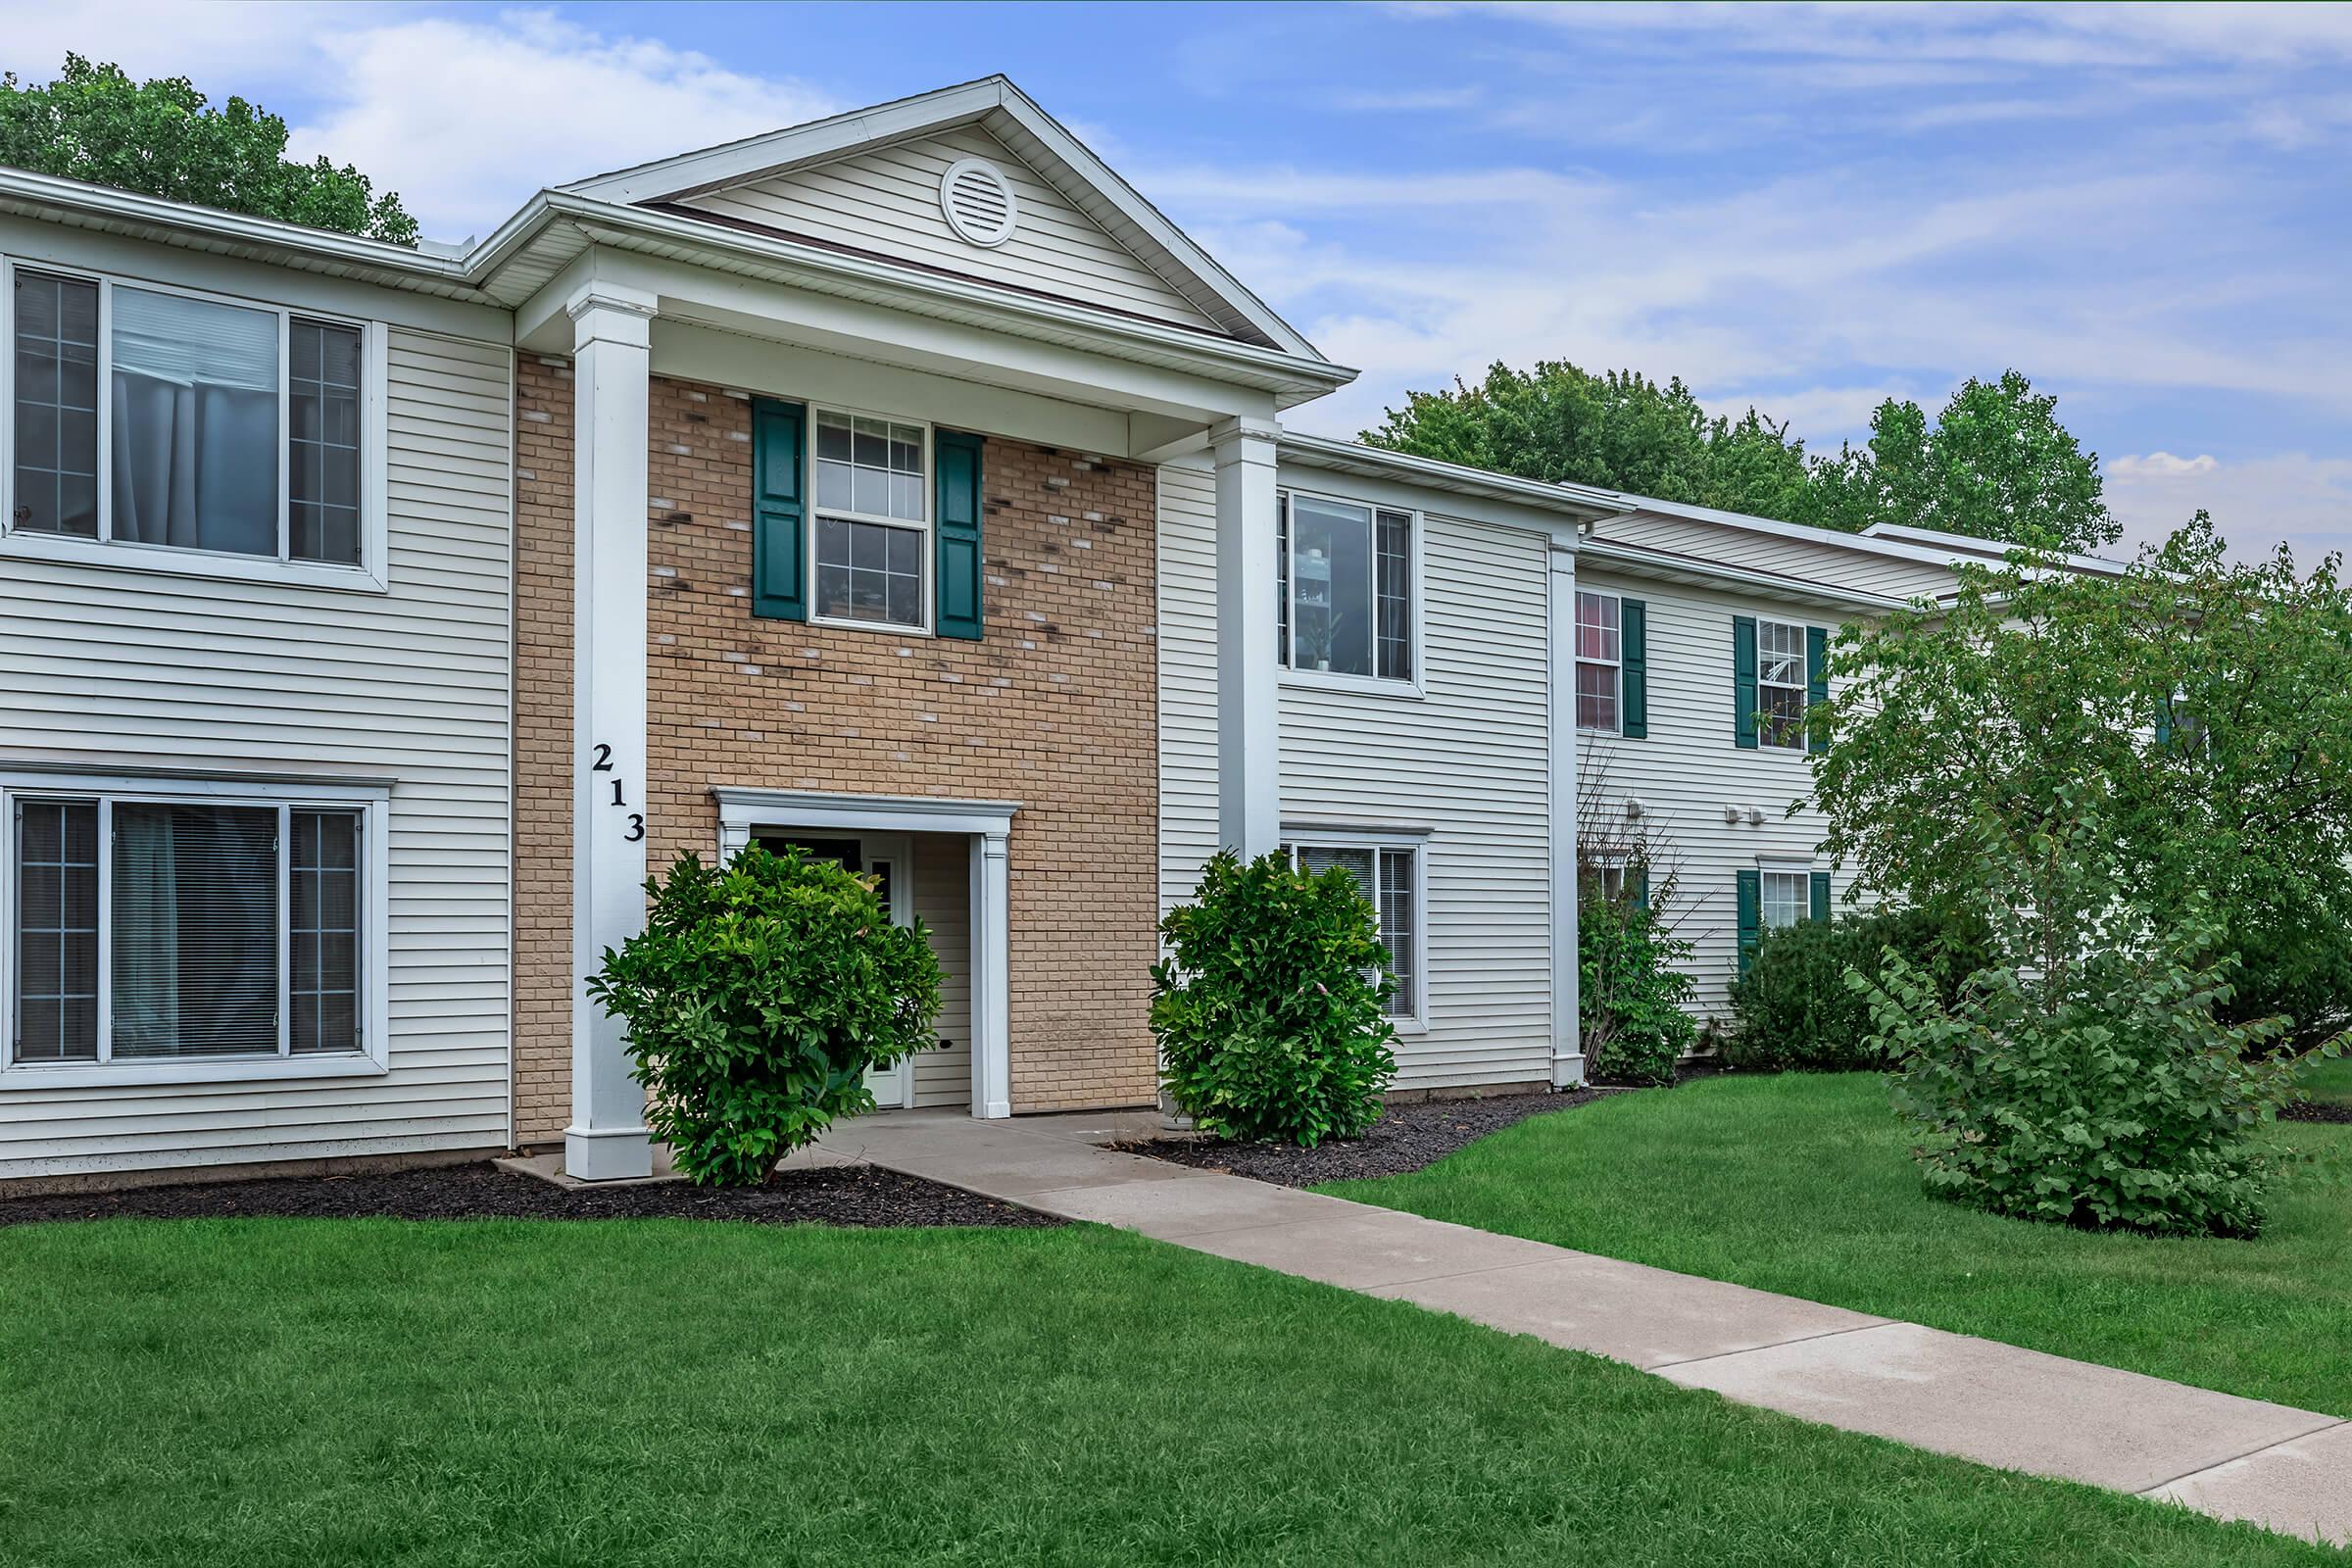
{"left": 287, "top": 10, "right": 837, "bottom": 238}
{"left": 2104, "top": 451, "right": 2352, "bottom": 561}
{"left": 0, "top": 5, "right": 838, "bottom": 242}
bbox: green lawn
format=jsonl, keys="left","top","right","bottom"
{"left": 2298, "top": 1051, "right": 2352, "bottom": 1107}
{"left": 2, "top": 1218, "right": 2330, "bottom": 1565}
{"left": 1335, "top": 1072, "right": 2352, "bottom": 1417}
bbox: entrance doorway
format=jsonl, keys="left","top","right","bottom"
{"left": 755, "top": 829, "right": 915, "bottom": 1109}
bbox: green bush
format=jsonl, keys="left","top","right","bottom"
{"left": 1580, "top": 884, "right": 1696, "bottom": 1086}
{"left": 1857, "top": 806, "right": 2321, "bottom": 1237}
{"left": 1153, "top": 851, "right": 1397, "bottom": 1146}
{"left": 1726, "top": 906, "right": 1992, "bottom": 1072}
{"left": 586, "top": 845, "right": 941, "bottom": 1186}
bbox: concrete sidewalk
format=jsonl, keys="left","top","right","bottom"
{"left": 813, "top": 1108, "right": 2352, "bottom": 1549}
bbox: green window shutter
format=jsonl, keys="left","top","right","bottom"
{"left": 1736, "top": 868, "right": 1761, "bottom": 974}
{"left": 934, "top": 429, "right": 985, "bottom": 641}
{"left": 2154, "top": 695, "right": 2176, "bottom": 748}
{"left": 1733, "top": 615, "right": 1759, "bottom": 749}
{"left": 1620, "top": 598, "right": 1648, "bottom": 739}
{"left": 751, "top": 398, "right": 807, "bottom": 621}
{"left": 1806, "top": 625, "right": 1830, "bottom": 756}
{"left": 1810, "top": 871, "right": 1831, "bottom": 923}
{"left": 1634, "top": 868, "right": 1651, "bottom": 911}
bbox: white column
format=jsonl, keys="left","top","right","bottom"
{"left": 1212, "top": 416, "right": 1282, "bottom": 858}
{"left": 564, "top": 281, "right": 660, "bottom": 1180}
{"left": 1547, "top": 544, "right": 1585, "bottom": 1088}
{"left": 969, "top": 830, "right": 1013, "bottom": 1118}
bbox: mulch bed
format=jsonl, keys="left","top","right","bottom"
{"left": 1119, "top": 1085, "right": 1635, "bottom": 1186}
{"left": 0, "top": 1160, "right": 1056, "bottom": 1230}
{"left": 2283, "top": 1101, "right": 2352, "bottom": 1125}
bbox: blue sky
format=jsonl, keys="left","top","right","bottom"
{"left": 14, "top": 2, "right": 2347, "bottom": 559}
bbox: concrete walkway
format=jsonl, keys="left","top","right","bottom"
{"left": 811, "top": 1108, "right": 2352, "bottom": 1549}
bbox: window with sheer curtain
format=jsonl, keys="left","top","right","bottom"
{"left": 9, "top": 791, "right": 365, "bottom": 1066}
{"left": 8, "top": 267, "right": 365, "bottom": 566}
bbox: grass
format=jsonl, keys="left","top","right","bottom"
{"left": 2297, "top": 1051, "right": 2352, "bottom": 1107}
{"left": 1335, "top": 1072, "right": 2352, "bottom": 1418}
{"left": 1, "top": 1217, "right": 2334, "bottom": 1565}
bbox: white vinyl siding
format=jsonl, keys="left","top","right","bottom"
{"left": 1158, "top": 459, "right": 1555, "bottom": 1092}
{"left": 1591, "top": 510, "right": 1964, "bottom": 601}
{"left": 679, "top": 126, "right": 1223, "bottom": 333}
{"left": 0, "top": 318, "right": 512, "bottom": 1180}
{"left": 1575, "top": 565, "right": 1847, "bottom": 1022}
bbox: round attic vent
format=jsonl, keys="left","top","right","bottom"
{"left": 939, "top": 158, "right": 1018, "bottom": 248}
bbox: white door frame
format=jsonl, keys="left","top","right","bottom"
{"left": 714, "top": 787, "right": 1017, "bottom": 1118}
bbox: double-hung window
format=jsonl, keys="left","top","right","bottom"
{"left": 811, "top": 408, "right": 929, "bottom": 631}
{"left": 1276, "top": 490, "right": 1414, "bottom": 684}
{"left": 1576, "top": 590, "right": 1622, "bottom": 733}
{"left": 1284, "top": 839, "right": 1422, "bottom": 1022}
{"left": 1756, "top": 618, "right": 1808, "bottom": 751}
{"left": 1759, "top": 867, "right": 1811, "bottom": 932}
{"left": 4, "top": 264, "right": 379, "bottom": 579}
{"left": 5, "top": 778, "right": 384, "bottom": 1079}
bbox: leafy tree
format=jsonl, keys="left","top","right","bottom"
{"left": 1811, "top": 514, "right": 2352, "bottom": 1052}
{"left": 1367, "top": 363, "right": 2118, "bottom": 551}
{"left": 1363, "top": 361, "right": 1830, "bottom": 526}
{"left": 1817, "top": 371, "right": 2118, "bottom": 552}
{"left": 1860, "top": 795, "right": 2316, "bottom": 1238}
{"left": 0, "top": 56, "right": 417, "bottom": 245}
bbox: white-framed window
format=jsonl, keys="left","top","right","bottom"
{"left": 0, "top": 260, "right": 388, "bottom": 589}
{"left": 2, "top": 774, "right": 389, "bottom": 1086}
{"left": 1757, "top": 617, "right": 1809, "bottom": 751}
{"left": 1759, "top": 866, "right": 1811, "bottom": 931}
{"left": 1576, "top": 589, "right": 1622, "bottom": 733}
{"left": 1586, "top": 852, "right": 1633, "bottom": 904}
{"left": 1276, "top": 489, "right": 1415, "bottom": 686}
{"left": 810, "top": 406, "right": 931, "bottom": 632}
{"left": 1283, "top": 837, "right": 1424, "bottom": 1024}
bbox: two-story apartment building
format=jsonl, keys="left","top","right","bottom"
{"left": 0, "top": 76, "right": 2036, "bottom": 1188}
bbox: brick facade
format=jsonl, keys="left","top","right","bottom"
{"left": 512, "top": 360, "right": 1162, "bottom": 1143}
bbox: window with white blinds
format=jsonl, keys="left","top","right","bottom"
{"left": 1287, "top": 841, "right": 1422, "bottom": 1021}
{"left": 7, "top": 788, "right": 371, "bottom": 1068}
{"left": 5, "top": 265, "right": 370, "bottom": 570}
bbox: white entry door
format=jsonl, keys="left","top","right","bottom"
{"left": 752, "top": 829, "right": 915, "bottom": 1110}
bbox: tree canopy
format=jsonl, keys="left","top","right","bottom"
{"left": 1810, "top": 515, "right": 2352, "bottom": 1050}
{"left": 0, "top": 56, "right": 417, "bottom": 246}
{"left": 1365, "top": 361, "right": 2120, "bottom": 553}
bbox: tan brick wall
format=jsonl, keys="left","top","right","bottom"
{"left": 514, "top": 356, "right": 574, "bottom": 1146}
{"left": 511, "top": 364, "right": 1161, "bottom": 1139}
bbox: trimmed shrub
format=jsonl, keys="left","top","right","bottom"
{"left": 1858, "top": 804, "right": 2322, "bottom": 1237}
{"left": 1153, "top": 851, "right": 1397, "bottom": 1146}
{"left": 1581, "top": 888, "right": 1696, "bottom": 1086}
{"left": 586, "top": 845, "right": 941, "bottom": 1186}
{"left": 1726, "top": 906, "right": 1992, "bottom": 1072}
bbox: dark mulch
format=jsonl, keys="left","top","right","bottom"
{"left": 2283, "top": 1100, "right": 2352, "bottom": 1125}
{"left": 1118, "top": 1086, "right": 1635, "bottom": 1186}
{"left": 0, "top": 1160, "right": 1056, "bottom": 1229}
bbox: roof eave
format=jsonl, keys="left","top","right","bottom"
{"left": 1278, "top": 432, "right": 1632, "bottom": 523}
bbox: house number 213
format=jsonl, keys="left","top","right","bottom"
{"left": 590, "top": 742, "right": 645, "bottom": 843}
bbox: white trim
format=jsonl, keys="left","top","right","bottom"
{"left": 1280, "top": 831, "right": 1430, "bottom": 1033}
{"left": 1573, "top": 587, "right": 1624, "bottom": 736}
{"left": 711, "top": 787, "right": 1017, "bottom": 1120}
{"left": 1546, "top": 546, "right": 1583, "bottom": 1088}
{"left": 0, "top": 769, "right": 391, "bottom": 1089}
{"left": 1755, "top": 615, "right": 1810, "bottom": 754}
{"left": 1278, "top": 431, "right": 1627, "bottom": 522}
{"left": 1274, "top": 484, "right": 1424, "bottom": 696}
{"left": 1214, "top": 416, "right": 1282, "bottom": 858}
{"left": 807, "top": 404, "right": 934, "bottom": 636}
{"left": 0, "top": 256, "right": 391, "bottom": 592}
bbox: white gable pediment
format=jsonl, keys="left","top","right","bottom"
{"left": 672, "top": 124, "right": 1226, "bottom": 334}
{"left": 562, "top": 76, "right": 1319, "bottom": 356}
